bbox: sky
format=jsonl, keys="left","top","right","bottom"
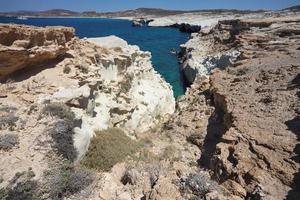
{"left": 0, "top": 0, "right": 299, "bottom": 12}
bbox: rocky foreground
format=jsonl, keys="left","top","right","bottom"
{"left": 173, "top": 13, "right": 300, "bottom": 199}
{"left": 0, "top": 24, "right": 175, "bottom": 199}
{"left": 0, "top": 10, "right": 300, "bottom": 200}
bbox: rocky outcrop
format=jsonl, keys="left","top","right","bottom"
{"left": 179, "top": 29, "right": 240, "bottom": 84}
{"left": 169, "top": 23, "right": 201, "bottom": 33}
{"left": 36, "top": 35, "right": 175, "bottom": 159}
{"left": 0, "top": 23, "right": 75, "bottom": 78}
{"left": 175, "top": 14, "right": 300, "bottom": 199}
{"left": 1, "top": 12, "right": 300, "bottom": 200}
{"left": 0, "top": 24, "right": 175, "bottom": 190}
{"left": 132, "top": 18, "right": 154, "bottom": 27}
{"left": 179, "top": 14, "right": 300, "bottom": 84}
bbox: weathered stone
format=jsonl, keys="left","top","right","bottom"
{"left": 0, "top": 23, "right": 75, "bottom": 78}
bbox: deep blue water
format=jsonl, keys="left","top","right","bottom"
{"left": 0, "top": 16, "right": 190, "bottom": 97}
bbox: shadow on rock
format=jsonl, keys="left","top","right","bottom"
{"left": 5, "top": 53, "right": 74, "bottom": 83}
{"left": 199, "top": 104, "right": 229, "bottom": 171}
{"left": 286, "top": 73, "right": 300, "bottom": 200}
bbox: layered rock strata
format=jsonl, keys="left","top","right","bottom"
{"left": 0, "top": 23, "right": 75, "bottom": 78}
{"left": 175, "top": 14, "right": 300, "bottom": 199}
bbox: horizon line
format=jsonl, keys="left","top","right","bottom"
{"left": 0, "top": 6, "right": 283, "bottom": 13}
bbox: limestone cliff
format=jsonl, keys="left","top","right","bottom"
{"left": 0, "top": 24, "right": 175, "bottom": 189}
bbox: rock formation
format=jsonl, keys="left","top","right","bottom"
{"left": 175, "top": 14, "right": 300, "bottom": 199}
{"left": 132, "top": 18, "right": 154, "bottom": 27}
{"left": 1, "top": 10, "right": 300, "bottom": 200}
{"left": 0, "top": 23, "right": 75, "bottom": 78}
{"left": 0, "top": 24, "right": 175, "bottom": 192}
{"left": 169, "top": 23, "right": 201, "bottom": 33}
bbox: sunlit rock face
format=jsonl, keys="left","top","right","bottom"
{"left": 37, "top": 35, "right": 175, "bottom": 159}
{"left": 0, "top": 23, "right": 75, "bottom": 79}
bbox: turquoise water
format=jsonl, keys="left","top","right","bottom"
{"left": 0, "top": 17, "right": 190, "bottom": 97}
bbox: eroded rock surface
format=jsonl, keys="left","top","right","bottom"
{"left": 175, "top": 14, "right": 300, "bottom": 199}
{"left": 0, "top": 23, "right": 75, "bottom": 78}
{"left": 0, "top": 24, "right": 175, "bottom": 196}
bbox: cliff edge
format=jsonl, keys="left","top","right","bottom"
{"left": 0, "top": 24, "right": 175, "bottom": 199}
{"left": 173, "top": 13, "right": 300, "bottom": 199}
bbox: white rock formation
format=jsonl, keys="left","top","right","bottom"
{"left": 148, "top": 12, "right": 270, "bottom": 28}
{"left": 39, "top": 36, "right": 175, "bottom": 160}
{"left": 180, "top": 33, "right": 240, "bottom": 83}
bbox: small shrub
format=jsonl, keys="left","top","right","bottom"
{"left": 131, "top": 148, "right": 158, "bottom": 163}
{"left": 148, "top": 165, "right": 161, "bottom": 188}
{"left": 0, "top": 133, "right": 19, "bottom": 151}
{"left": 42, "top": 103, "right": 75, "bottom": 121}
{"left": 49, "top": 120, "right": 77, "bottom": 161}
{"left": 0, "top": 115, "right": 19, "bottom": 130}
{"left": 45, "top": 161, "right": 93, "bottom": 200}
{"left": 42, "top": 103, "right": 77, "bottom": 161}
{"left": 180, "top": 173, "right": 219, "bottom": 197}
{"left": 63, "top": 66, "right": 71, "bottom": 74}
{"left": 1, "top": 168, "right": 39, "bottom": 200}
{"left": 0, "top": 106, "right": 18, "bottom": 130}
{"left": 82, "top": 128, "right": 141, "bottom": 171}
{"left": 121, "top": 168, "right": 139, "bottom": 185}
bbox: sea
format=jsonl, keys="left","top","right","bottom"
{"left": 0, "top": 16, "right": 190, "bottom": 97}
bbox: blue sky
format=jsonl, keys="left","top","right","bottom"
{"left": 0, "top": 0, "right": 299, "bottom": 12}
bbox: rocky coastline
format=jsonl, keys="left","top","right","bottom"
{"left": 174, "top": 13, "right": 300, "bottom": 199}
{"left": 0, "top": 9, "right": 300, "bottom": 200}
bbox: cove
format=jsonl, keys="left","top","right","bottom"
{"left": 0, "top": 17, "right": 190, "bottom": 97}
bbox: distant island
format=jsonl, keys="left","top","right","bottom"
{"left": 0, "top": 7, "right": 275, "bottom": 18}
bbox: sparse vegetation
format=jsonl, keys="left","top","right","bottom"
{"left": 148, "top": 165, "right": 161, "bottom": 188}
{"left": 63, "top": 65, "right": 71, "bottom": 74}
{"left": 180, "top": 173, "right": 219, "bottom": 198}
{"left": 82, "top": 128, "right": 141, "bottom": 171}
{"left": 0, "top": 168, "right": 39, "bottom": 200}
{"left": 0, "top": 133, "right": 19, "bottom": 151}
{"left": 121, "top": 168, "right": 138, "bottom": 185}
{"left": 42, "top": 103, "right": 75, "bottom": 121}
{"left": 43, "top": 103, "right": 77, "bottom": 161}
{"left": 44, "top": 161, "right": 94, "bottom": 200}
{"left": 0, "top": 106, "right": 19, "bottom": 130}
{"left": 49, "top": 120, "right": 77, "bottom": 161}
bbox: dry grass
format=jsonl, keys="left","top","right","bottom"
{"left": 82, "top": 128, "right": 141, "bottom": 171}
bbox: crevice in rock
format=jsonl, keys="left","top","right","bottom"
{"left": 286, "top": 73, "right": 300, "bottom": 199}
{"left": 199, "top": 87, "right": 233, "bottom": 171}
{"left": 227, "top": 146, "right": 238, "bottom": 168}
{"left": 248, "top": 142, "right": 271, "bottom": 170}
